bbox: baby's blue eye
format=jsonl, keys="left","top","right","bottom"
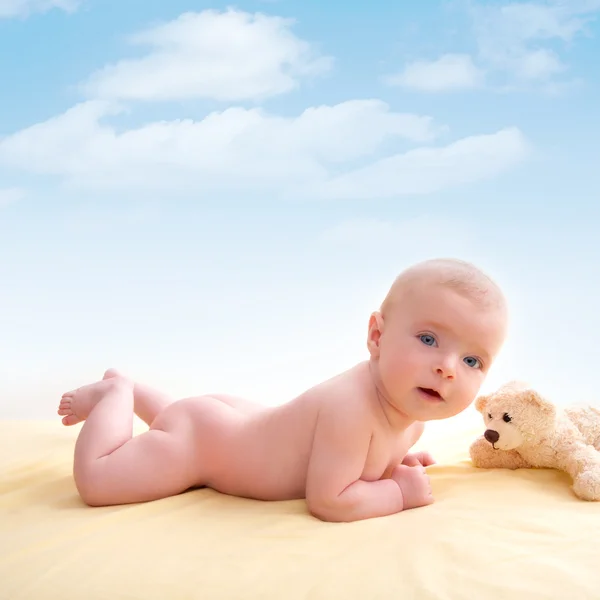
{"left": 464, "top": 356, "right": 481, "bottom": 368}
{"left": 420, "top": 334, "right": 436, "bottom": 346}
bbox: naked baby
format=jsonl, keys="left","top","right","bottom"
{"left": 58, "top": 258, "right": 508, "bottom": 522}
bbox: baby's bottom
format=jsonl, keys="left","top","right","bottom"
{"left": 57, "top": 370, "right": 263, "bottom": 506}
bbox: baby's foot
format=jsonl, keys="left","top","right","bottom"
{"left": 57, "top": 377, "right": 129, "bottom": 426}
{"left": 391, "top": 464, "right": 434, "bottom": 510}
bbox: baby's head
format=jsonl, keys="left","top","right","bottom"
{"left": 367, "top": 258, "right": 508, "bottom": 422}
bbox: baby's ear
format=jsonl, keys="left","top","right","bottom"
{"left": 366, "top": 311, "right": 384, "bottom": 357}
{"left": 474, "top": 393, "right": 489, "bottom": 413}
{"left": 522, "top": 388, "right": 556, "bottom": 418}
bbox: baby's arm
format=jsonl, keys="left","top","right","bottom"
{"left": 305, "top": 400, "right": 405, "bottom": 522}
{"left": 400, "top": 423, "right": 435, "bottom": 467}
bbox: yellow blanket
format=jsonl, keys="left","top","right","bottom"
{"left": 1, "top": 418, "right": 599, "bottom": 599}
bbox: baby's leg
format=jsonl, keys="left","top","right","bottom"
{"left": 60, "top": 376, "right": 202, "bottom": 506}
{"left": 102, "top": 370, "right": 265, "bottom": 419}
{"left": 59, "top": 369, "right": 264, "bottom": 428}
{"left": 105, "top": 368, "right": 173, "bottom": 426}
{"left": 58, "top": 368, "right": 173, "bottom": 427}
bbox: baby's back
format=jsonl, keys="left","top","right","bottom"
{"left": 202, "top": 387, "right": 323, "bottom": 501}
{"left": 197, "top": 363, "right": 408, "bottom": 503}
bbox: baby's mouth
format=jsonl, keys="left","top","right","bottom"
{"left": 418, "top": 387, "right": 443, "bottom": 400}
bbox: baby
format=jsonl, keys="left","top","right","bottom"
{"left": 58, "top": 258, "right": 508, "bottom": 522}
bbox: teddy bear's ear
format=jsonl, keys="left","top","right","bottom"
{"left": 522, "top": 388, "right": 556, "bottom": 418}
{"left": 474, "top": 394, "right": 489, "bottom": 413}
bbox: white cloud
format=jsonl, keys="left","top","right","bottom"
{"left": 387, "top": 1, "right": 600, "bottom": 93}
{"left": 0, "top": 99, "right": 444, "bottom": 194}
{"left": 0, "top": 5, "right": 532, "bottom": 201}
{"left": 0, "top": 187, "right": 25, "bottom": 206}
{"left": 0, "top": 0, "right": 78, "bottom": 18}
{"left": 384, "top": 54, "right": 484, "bottom": 92}
{"left": 305, "top": 127, "right": 529, "bottom": 200}
{"left": 480, "top": 1, "right": 597, "bottom": 42}
{"left": 470, "top": 0, "right": 600, "bottom": 84}
{"left": 80, "top": 9, "right": 333, "bottom": 102}
{"left": 516, "top": 48, "right": 565, "bottom": 80}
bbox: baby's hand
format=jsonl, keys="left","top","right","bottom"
{"left": 391, "top": 464, "right": 434, "bottom": 510}
{"left": 402, "top": 451, "right": 436, "bottom": 468}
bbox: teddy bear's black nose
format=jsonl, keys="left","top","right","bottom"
{"left": 484, "top": 429, "right": 500, "bottom": 444}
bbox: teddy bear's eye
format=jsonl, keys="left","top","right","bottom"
{"left": 503, "top": 413, "right": 512, "bottom": 423}
{"left": 487, "top": 413, "right": 492, "bottom": 420}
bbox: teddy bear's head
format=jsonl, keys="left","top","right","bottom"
{"left": 474, "top": 381, "right": 557, "bottom": 450}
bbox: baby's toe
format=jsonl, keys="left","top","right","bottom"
{"left": 62, "top": 414, "right": 81, "bottom": 426}
{"left": 58, "top": 400, "right": 71, "bottom": 413}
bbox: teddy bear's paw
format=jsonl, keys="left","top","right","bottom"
{"left": 572, "top": 469, "right": 600, "bottom": 501}
{"left": 468, "top": 437, "right": 494, "bottom": 467}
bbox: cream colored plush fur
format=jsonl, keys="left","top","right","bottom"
{"left": 469, "top": 381, "right": 600, "bottom": 501}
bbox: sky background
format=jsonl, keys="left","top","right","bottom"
{"left": 1, "top": 0, "right": 599, "bottom": 424}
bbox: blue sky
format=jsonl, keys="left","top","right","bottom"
{"left": 1, "top": 0, "right": 599, "bottom": 421}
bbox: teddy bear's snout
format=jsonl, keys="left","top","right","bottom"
{"left": 484, "top": 429, "right": 500, "bottom": 444}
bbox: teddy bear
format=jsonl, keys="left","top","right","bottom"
{"left": 469, "top": 380, "right": 600, "bottom": 501}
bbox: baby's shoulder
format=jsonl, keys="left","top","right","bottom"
{"left": 311, "top": 372, "right": 379, "bottom": 424}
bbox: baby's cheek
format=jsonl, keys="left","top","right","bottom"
{"left": 383, "top": 354, "right": 413, "bottom": 390}
{"left": 462, "top": 368, "right": 484, "bottom": 395}
{"left": 448, "top": 380, "right": 479, "bottom": 412}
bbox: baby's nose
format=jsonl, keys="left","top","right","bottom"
{"left": 435, "top": 354, "right": 457, "bottom": 379}
{"left": 484, "top": 429, "right": 500, "bottom": 444}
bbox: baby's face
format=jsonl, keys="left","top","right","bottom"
{"left": 372, "top": 283, "right": 507, "bottom": 422}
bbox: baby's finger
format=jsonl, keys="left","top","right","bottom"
{"left": 402, "top": 455, "right": 422, "bottom": 467}
{"left": 419, "top": 452, "right": 436, "bottom": 466}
